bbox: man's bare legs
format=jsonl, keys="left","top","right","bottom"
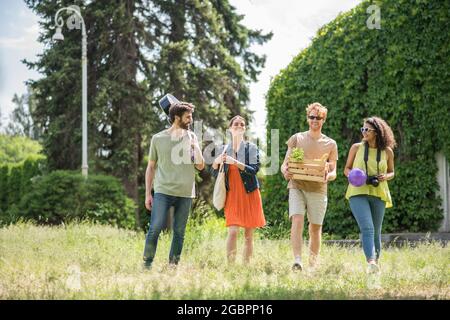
{"left": 308, "top": 223, "right": 322, "bottom": 267}
{"left": 291, "top": 214, "right": 305, "bottom": 269}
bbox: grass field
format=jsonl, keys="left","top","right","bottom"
{"left": 0, "top": 217, "right": 448, "bottom": 299}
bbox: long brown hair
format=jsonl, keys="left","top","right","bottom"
{"left": 364, "top": 116, "right": 397, "bottom": 150}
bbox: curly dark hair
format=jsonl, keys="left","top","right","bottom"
{"left": 364, "top": 116, "right": 397, "bottom": 150}
{"left": 169, "top": 102, "right": 195, "bottom": 123}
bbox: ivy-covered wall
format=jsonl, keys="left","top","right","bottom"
{"left": 263, "top": 0, "right": 450, "bottom": 238}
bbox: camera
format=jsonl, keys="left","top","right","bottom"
{"left": 366, "top": 175, "right": 379, "bottom": 187}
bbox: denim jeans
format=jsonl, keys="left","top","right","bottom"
{"left": 349, "top": 195, "right": 385, "bottom": 261}
{"left": 143, "top": 193, "right": 192, "bottom": 266}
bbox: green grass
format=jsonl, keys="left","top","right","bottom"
{"left": 0, "top": 217, "right": 449, "bottom": 299}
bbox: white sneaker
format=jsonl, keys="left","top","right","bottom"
{"left": 367, "top": 273, "right": 382, "bottom": 289}
{"left": 367, "top": 262, "right": 380, "bottom": 274}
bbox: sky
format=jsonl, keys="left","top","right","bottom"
{"left": 0, "top": 0, "right": 362, "bottom": 139}
{"left": 0, "top": 0, "right": 43, "bottom": 125}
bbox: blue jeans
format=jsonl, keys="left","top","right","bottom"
{"left": 143, "top": 193, "right": 192, "bottom": 266}
{"left": 349, "top": 195, "right": 385, "bottom": 261}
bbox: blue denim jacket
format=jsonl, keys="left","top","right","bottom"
{"left": 210, "top": 141, "right": 260, "bottom": 193}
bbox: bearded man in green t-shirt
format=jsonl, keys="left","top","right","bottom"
{"left": 143, "top": 102, "right": 205, "bottom": 269}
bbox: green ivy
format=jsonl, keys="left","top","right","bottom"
{"left": 263, "top": 0, "right": 449, "bottom": 238}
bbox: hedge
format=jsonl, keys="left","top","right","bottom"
{"left": 1, "top": 170, "right": 136, "bottom": 229}
{"left": 263, "top": 0, "right": 449, "bottom": 238}
{"left": 0, "top": 156, "right": 46, "bottom": 214}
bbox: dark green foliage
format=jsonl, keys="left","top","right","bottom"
{"left": 0, "top": 156, "right": 47, "bottom": 224}
{"left": 0, "top": 166, "right": 8, "bottom": 213}
{"left": 264, "top": 0, "right": 449, "bottom": 238}
{"left": 14, "top": 171, "right": 136, "bottom": 229}
{"left": 0, "top": 158, "right": 45, "bottom": 209}
{"left": 7, "top": 167, "right": 23, "bottom": 208}
{"left": 23, "top": 0, "right": 271, "bottom": 228}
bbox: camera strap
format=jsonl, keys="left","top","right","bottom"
{"left": 364, "top": 142, "right": 381, "bottom": 176}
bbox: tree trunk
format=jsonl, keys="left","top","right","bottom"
{"left": 116, "top": 0, "right": 143, "bottom": 229}
{"left": 154, "top": 1, "right": 187, "bottom": 231}
{"left": 168, "top": 0, "right": 186, "bottom": 99}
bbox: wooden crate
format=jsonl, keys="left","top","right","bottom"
{"left": 288, "top": 158, "right": 327, "bottom": 182}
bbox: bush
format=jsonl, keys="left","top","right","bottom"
{"left": 0, "top": 166, "right": 8, "bottom": 212}
{"left": 264, "top": 0, "right": 449, "bottom": 238}
{"left": 0, "top": 157, "right": 46, "bottom": 214}
{"left": 9, "top": 171, "right": 136, "bottom": 229}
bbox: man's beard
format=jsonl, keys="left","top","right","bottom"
{"left": 180, "top": 122, "right": 190, "bottom": 130}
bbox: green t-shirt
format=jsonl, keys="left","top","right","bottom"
{"left": 149, "top": 129, "right": 196, "bottom": 198}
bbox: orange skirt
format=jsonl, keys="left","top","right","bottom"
{"left": 224, "top": 164, "right": 266, "bottom": 228}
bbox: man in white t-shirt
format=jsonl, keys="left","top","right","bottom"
{"left": 281, "top": 102, "right": 338, "bottom": 271}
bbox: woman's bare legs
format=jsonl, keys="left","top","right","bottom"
{"left": 227, "top": 226, "right": 239, "bottom": 263}
{"left": 243, "top": 228, "right": 254, "bottom": 263}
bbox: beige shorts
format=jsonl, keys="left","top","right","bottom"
{"left": 288, "top": 188, "right": 328, "bottom": 225}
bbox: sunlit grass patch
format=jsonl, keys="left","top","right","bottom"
{"left": 0, "top": 218, "right": 448, "bottom": 299}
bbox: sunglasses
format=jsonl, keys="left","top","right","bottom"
{"left": 232, "top": 123, "right": 246, "bottom": 127}
{"left": 360, "top": 127, "right": 376, "bottom": 133}
{"left": 308, "top": 115, "right": 324, "bottom": 121}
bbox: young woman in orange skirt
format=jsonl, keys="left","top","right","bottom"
{"left": 211, "top": 115, "right": 266, "bottom": 263}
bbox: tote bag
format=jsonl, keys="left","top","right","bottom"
{"left": 213, "top": 149, "right": 227, "bottom": 210}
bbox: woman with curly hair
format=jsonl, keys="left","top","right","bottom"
{"left": 344, "top": 116, "right": 397, "bottom": 273}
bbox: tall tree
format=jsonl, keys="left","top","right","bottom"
{"left": 6, "top": 88, "right": 40, "bottom": 140}
{"left": 24, "top": 0, "right": 271, "bottom": 228}
{"left": 139, "top": 0, "right": 272, "bottom": 127}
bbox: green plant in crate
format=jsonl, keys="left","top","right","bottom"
{"left": 290, "top": 147, "right": 304, "bottom": 162}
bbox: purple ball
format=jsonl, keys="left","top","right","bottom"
{"left": 348, "top": 168, "right": 367, "bottom": 187}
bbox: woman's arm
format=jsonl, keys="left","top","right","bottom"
{"left": 378, "top": 147, "right": 395, "bottom": 181}
{"left": 225, "top": 143, "right": 259, "bottom": 175}
{"left": 344, "top": 143, "right": 360, "bottom": 177}
{"left": 209, "top": 145, "right": 226, "bottom": 177}
{"left": 226, "top": 156, "right": 246, "bottom": 171}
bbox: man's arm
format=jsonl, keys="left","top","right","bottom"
{"left": 188, "top": 132, "right": 205, "bottom": 171}
{"left": 193, "top": 141, "right": 205, "bottom": 171}
{"left": 325, "top": 160, "right": 337, "bottom": 182}
{"left": 325, "top": 141, "right": 339, "bottom": 182}
{"left": 281, "top": 146, "right": 293, "bottom": 180}
{"left": 145, "top": 160, "right": 156, "bottom": 210}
